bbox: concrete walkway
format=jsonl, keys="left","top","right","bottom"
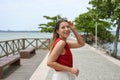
{"left": 0, "top": 49, "right": 48, "bottom": 80}
{"left": 45, "top": 44, "right": 120, "bottom": 80}
{"left": 1, "top": 44, "right": 120, "bottom": 80}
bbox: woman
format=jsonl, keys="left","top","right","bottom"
{"left": 47, "top": 18, "right": 85, "bottom": 80}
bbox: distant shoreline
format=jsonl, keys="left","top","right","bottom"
{"left": 0, "top": 30, "right": 40, "bottom": 33}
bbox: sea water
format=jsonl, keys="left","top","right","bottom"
{"left": 0, "top": 31, "right": 120, "bottom": 56}
{"left": 0, "top": 32, "right": 52, "bottom": 41}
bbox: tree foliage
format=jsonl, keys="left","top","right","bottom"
{"left": 38, "top": 15, "right": 62, "bottom": 33}
{"left": 74, "top": 11, "right": 114, "bottom": 43}
{"left": 88, "top": 0, "right": 120, "bottom": 57}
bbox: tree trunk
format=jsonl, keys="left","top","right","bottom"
{"left": 112, "top": 19, "right": 120, "bottom": 57}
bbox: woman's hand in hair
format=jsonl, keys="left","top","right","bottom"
{"left": 68, "top": 21, "right": 75, "bottom": 30}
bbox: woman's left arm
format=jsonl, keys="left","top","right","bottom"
{"left": 67, "top": 21, "right": 85, "bottom": 48}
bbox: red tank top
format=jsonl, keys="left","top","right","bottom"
{"left": 53, "top": 38, "right": 73, "bottom": 70}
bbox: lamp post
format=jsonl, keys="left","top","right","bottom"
{"left": 95, "top": 21, "right": 97, "bottom": 48}
{"left": 94, "top": 13, "right": 98, "bottom": 48}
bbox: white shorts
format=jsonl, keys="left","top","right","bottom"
{"left": 52, "top": 71, "right": 76, "bottom": 80}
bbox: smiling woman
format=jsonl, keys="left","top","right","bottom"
{"left": 47, "top": 18, "right": 85, "bottom": 80}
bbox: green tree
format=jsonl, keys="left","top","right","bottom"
{"left": 74, "top": 11, "right": 113, "bottom": 43}
{"left": 38, "top": 15, "right": 62, "bottom": 32}
{"left": 75, "top": 12, "right": 95, "bottom": 42}
{"left": 89, "top": 0, "right": 120, "bottom": 57}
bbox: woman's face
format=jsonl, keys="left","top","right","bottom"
{"left": 57, "top": 21, "right": 70, "bottom": 39}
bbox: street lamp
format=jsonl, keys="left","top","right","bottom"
{"left": 94, "top": 13, "right": 98, "bottom": 48}
{"left": 95, "top": 21, "right": 97, "bottom": 48}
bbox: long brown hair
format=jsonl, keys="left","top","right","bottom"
{"left": 50, "top": 19, "right": 68, "bottom": 52}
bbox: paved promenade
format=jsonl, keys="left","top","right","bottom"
{"left": 1, "top": 49, "right": 48, "bottom": 80}
{"left": 1, "top": 44, "right": 120, "bottom": 80}
{"left": 45, "top": 44, "right": 120, "bottom": 80}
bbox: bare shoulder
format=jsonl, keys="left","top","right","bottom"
{"left": 51, "top": 40, "right": 66, "bottom": 56}
{"left": 56, "top": 40, "right": 66, "bottom": 47}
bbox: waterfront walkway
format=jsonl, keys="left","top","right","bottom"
{"left": 1, "top": 44, "right": 120, "bottom": 80}
{"left": 45, "top": 44, "right": 120, "bottom": 80}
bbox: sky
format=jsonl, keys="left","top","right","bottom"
{"left": 0, "top": 0, "right": 91, "bottom": 31}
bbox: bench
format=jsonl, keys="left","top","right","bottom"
{"left": 20, "top": 48, "right": 36, "bottom": 58}
{"left": 0, "top": 54, "right": 20, "bottom": 78}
